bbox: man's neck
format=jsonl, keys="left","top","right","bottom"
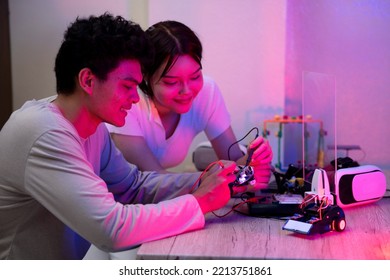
{"left": 53, "top": 93, "right": 100, "bottom": 139}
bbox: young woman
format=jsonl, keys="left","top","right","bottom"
{"left": 106, "top": 20, "right": 272, "bottom": 174}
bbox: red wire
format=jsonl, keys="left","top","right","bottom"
{"left": 189, "top": 160, "right": 225, "bottom": 193}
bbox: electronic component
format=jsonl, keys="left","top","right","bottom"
{"left": 228, "top": 165, "right": 255, "bottom": 196}
{"left": 247, "top": 194, "right": 303, "bottom": 217}
{"left": 305, "top": 168, "right": 334, "bottom": 205}
{"left": 282, "top": 204, "right": 346, "bottom": 234}
{"left": 283, "top": 168, "right": 346, "bottom": 235}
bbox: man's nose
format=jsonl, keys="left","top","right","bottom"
{"left": 130, "top": 88, "right": 140, "bottom": 103}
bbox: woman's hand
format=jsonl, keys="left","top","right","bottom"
{"left": 239, "top": 137, "right": 273, "bottom": 192}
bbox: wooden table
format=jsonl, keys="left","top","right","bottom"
{"left": 137, "top": 196, "right": 390, "bottom": 260}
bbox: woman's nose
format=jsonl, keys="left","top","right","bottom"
{"left": 179, "top": 82, "right": 190, "bottom": 94}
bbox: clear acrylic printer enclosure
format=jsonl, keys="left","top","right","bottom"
{"left": 274, "top": 71, "right": 336, "bottom": 182}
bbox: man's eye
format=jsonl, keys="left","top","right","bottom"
{"left": 123, "top": 84, "right": 135, "bottom": 90}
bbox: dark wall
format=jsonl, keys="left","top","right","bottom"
{"left": 0, "top": 0, "right": 13, "bottom": 129}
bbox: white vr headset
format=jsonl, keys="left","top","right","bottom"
{"left": 331, "top": 165, "right": 386, "bottom": 207}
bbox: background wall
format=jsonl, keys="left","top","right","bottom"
{"left": 7, "top": 0, "right": 390, "bottom": 171}
{"left": 9, "top": 0, "right": 145, "bottom": 109}
{"left": 147, "top": 0, "right": 286, "bottom": 171}
{"left": 284, "top": 0, "right": 390, "bottom": 170}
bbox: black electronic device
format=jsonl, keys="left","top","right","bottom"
{"left": 331, "top": 156, "right": 359, "bottom": 169}
{"left": 273, "top": 164, "right": 312, "bottom": 195}
{"left": 244, "top": 165, "right": 306, "bottom": 217}
{"left": 247, "top": 193, "right": 303, "bottom": 217}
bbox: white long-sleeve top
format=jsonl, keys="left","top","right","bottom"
{"left": 0, "top": 97, "right": 204, "bottom": 259}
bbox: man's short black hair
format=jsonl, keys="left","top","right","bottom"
{"left": 55, "top": 13, "right": 151, "bottom": 94}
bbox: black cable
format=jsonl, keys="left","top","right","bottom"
{"left": 227, "top": 127, "right": 259, "bottom": 160}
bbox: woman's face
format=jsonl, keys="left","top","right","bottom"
{"left": 150, "top": 55, "right": 204, "bottom": 115}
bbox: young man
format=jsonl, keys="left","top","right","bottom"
{"left": 0, "top": 14, "right": 272, "bottom": 260}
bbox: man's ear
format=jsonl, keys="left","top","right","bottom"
{"left": 79, "top": 68, "right": 94, "bottom": 95}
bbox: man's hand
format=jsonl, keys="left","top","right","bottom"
{"left": 192, "top": 160, "right": 236, "bottom": 214}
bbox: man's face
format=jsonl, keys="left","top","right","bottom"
{"left": 90, "top": 59, "right": 142, "bottom": 127}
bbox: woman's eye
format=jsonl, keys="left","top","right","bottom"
{"left": 190, "top": 75, "right": 201, "bottom": 81}
{"left": 163, "top": 80, "right": 178, "bottom": 85}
